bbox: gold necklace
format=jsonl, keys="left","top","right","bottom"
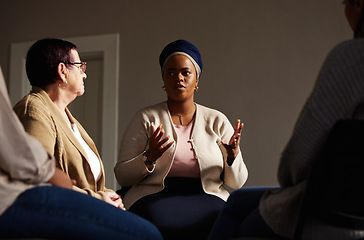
{"left": 169, "top": 104, "right": 196, "bottom": 126}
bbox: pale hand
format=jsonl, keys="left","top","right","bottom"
{"left": 104, "top": 191, "right": 125, "bottom": 210}
{"left": 47, "top": 168, "right": 75, "bottom": 189}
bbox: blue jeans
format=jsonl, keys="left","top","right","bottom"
{"left": 208, "top": 186, "right": 279, "bottom": 240}
{"left": 0, "top": 186, "right": 162, "bottom": 240}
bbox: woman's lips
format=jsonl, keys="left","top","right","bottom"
{"left": 176, "top": 85, "right": 185, "bottom": 90}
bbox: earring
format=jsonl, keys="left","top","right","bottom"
{"left": 58, "top": 81, "right": 68, "bottom": 89}
{"left": 194, "top": 86, "right": 199, "bottom": 91}
{"left": 162, "top": 86, "right": 166, "bottom": 91}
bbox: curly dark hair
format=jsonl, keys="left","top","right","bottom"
{"left": 25, "top": 38, "right": 77, "bottom": 88}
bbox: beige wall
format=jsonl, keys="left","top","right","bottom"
{"left": 0, "top": 0, "right": 352, "bottom": 188}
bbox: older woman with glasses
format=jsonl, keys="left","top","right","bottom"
{"left": 13, "top": 38, "right": 124, "bottom": 209}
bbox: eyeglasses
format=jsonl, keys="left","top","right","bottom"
{"left": 66, "top": 61, "right": 87, "bottom": 73}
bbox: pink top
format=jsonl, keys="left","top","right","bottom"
{"left": 167, "top": 120, "right": 200, "bottom": 178}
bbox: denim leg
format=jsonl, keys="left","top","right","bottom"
{"left": 208, "top": 186, "right": 276, "bottom": 240}
{"left": 0, "top": 186, "right": 162, "bottom": 240}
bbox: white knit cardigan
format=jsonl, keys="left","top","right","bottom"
{"left": 115, "top": 102, "right": 248, "bottom": 209}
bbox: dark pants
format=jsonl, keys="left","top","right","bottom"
{"left": 208, "top": 186, "right": 280, "bottom": 240}
{"left": 129, "top": 177, "right": 225, "bottom": 240}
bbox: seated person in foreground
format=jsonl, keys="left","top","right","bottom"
{"left": 209, "top": 0, "right": 364, "bottom": 239}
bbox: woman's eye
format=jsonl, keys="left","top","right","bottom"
{"left": 183, "top": 71, "right": 191, "bottom": 76}
{"left": 167, "top": 72, "right": 174, "bottom": 76}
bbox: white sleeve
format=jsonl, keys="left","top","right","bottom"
{"left": 0, "top": 66, "right": 54, "bottom": 184}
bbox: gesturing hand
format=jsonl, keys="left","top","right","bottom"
{"left": 144, "top": 123, "right": 174, "bottom": 168}
{"left": 221, "top": 119, "right": 244, "bottom": 165}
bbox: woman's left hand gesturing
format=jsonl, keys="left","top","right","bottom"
{"left": 221, "top": 119, "right": 244, "bottom": 165}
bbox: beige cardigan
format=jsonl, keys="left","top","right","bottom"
{"left": 13, "top": 87, "right": 114, "bottom": 201}
{"left": 115, "top": 102, "right": 248, "bottom": 209}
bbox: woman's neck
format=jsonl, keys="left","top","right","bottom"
{"left": 44, "top": 84, "right": 73, "bottom": 124}
{"left": 167, "top": 99, "right": 195, "bottom": 115}
{"left": 167, "top": 99, "right": 196, "bottom": 126}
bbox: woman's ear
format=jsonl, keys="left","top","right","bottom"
{"left": 57, "top": 63, "right": 68, "bottom": 82}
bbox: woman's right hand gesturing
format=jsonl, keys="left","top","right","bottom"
{"left": 144, "top": 123, "right": 174, "bottom": 169}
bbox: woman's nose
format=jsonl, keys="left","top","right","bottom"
{"left": 177, "top": 73, "right": 183, "bottom": 81}
{"left": 82, "top": 73, "right": 87, "bottom": 80}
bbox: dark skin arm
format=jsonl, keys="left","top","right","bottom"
{"left": 144, "top": 123, "right": 174, "bottom": 170}
{"left": 221, "top": 119, "right": 244, "bottom": 165}
{"left": 144, "top": 120, "right": 242, "bottom": 169}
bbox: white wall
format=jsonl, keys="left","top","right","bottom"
{"left": 0, "top": 0, "right": 352, "bottom": 188}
